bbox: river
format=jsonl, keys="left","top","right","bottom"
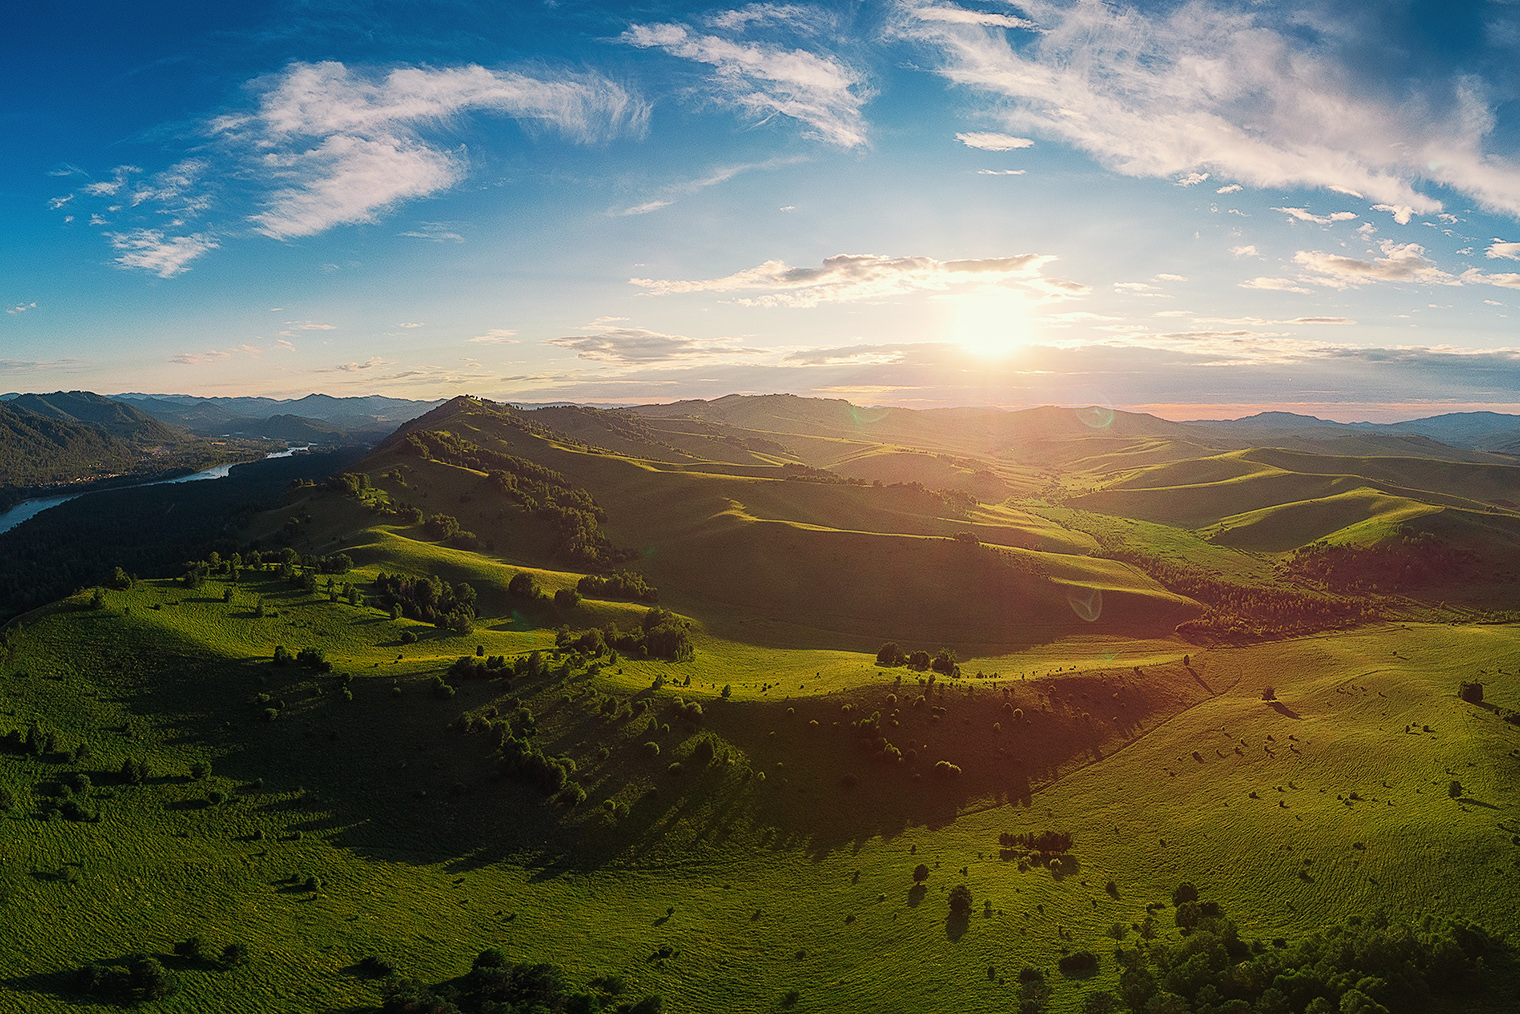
{"left": 0, "top": 447, "right": 307, "bottom": 536}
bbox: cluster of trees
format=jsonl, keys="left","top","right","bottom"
{"left": 272, "top": 645, "right": 333, "bottom": 673}
{"left": 373, "top": 572, "right": 478, "bottom": 633}
{"left": 1118, "top": 896, "right": 1502, "bottom": 1014}
{"left": 577, "top": 571, "right": 659, "bottom": 603}
{"left": 875, "top": 643, "right": 959, "bottom": 675}
{"left": 998, "top": 830, "right": 1073, "bottom": 854}
{"left": 381, "top": 952, "right": 662, "bottom": 1014}
{"left": 325, "top": 472, "right": 371, "bottom": 497}
{"left": 0, "top": 450, "right": 360, "bottom": 625}
{"left": 1286, "top": 532, "right": 1479, "bottom": 595}
{"left": 399, "top": 428, "right": 632, "bottom": 568}
{"left": 421, "top": 513, "right": 479, "bottom": 549}
{"left": 554, "top": 607, "right": 694, "bottom": 662}
{"left": 1109, "top": 549, "right": 1372, "bottom": 642}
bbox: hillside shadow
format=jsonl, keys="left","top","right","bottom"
{"left": 39, "top": 602, "right": 1211, "bottom": 876}
{"left": 1266, "top": 701, "right": 1302, "bottom": 719}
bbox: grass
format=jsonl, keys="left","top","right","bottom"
{"left": 5, "top": 400, "right": 1520, "bottom": 1011}
{"left": 3, "top": 571, "right": 1518, "bottom": 1012}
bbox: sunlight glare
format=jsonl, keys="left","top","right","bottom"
{"left": 947, "top": 291, "right": 1032, "bottom": 357}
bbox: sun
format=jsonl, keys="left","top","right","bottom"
{"left": 946, "top": 291, "right": 1033, "bottom": 356}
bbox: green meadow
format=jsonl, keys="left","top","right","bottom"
{"left": 3, "top": 396, "right": 1519, "bottom": 1012}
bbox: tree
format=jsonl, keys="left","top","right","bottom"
{"left": 508, "top": 571, "right": 540, "bottom": 600}
{"left": 948, "top": 884, "right": 973, "bottom": 919}
{"left": 876, "top": 642, "right": 905, "bottom": 666}
{"left": 913, "top": 864, "right": 931, "bottom": 884}
{"left": 1172, "top": 881, "right": 1199, "bottom": 906}
{"left": 554, "top": 587, "right": 581, "bottom": 609}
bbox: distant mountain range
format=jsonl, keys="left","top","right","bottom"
{"left": 1184, "top": 410, "right": 1520, "bottom": 452}
{"left": 110, "top": 392, "right": 445, "bottom": 440}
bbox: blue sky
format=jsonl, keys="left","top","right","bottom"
{"left": 5, "top": 0, "right": 1520, "bottom": 420}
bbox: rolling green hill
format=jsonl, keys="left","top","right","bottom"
{"left": 5, "top": 391, "right": 1520, "bottom": 1012}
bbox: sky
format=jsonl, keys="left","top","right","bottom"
{"left": 4, "top": 0, "right": 1520, "bottom": 421}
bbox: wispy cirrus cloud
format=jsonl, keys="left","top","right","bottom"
{"left": 470, "top": 329, "right": 519, "bottom": 344}
{"left": 631, "top": 251, "right": 1087, "bottom": 307}
{"left": 220, "top": 61, "right": 648, "bottom": 240}
{"left": 623, "top": 19, "right": 869, "bottom": 147}
{"left": 917, "top": 5, "right": 1033, "bottom": 29}
{"left": 546, "top": 323, "right": 761, "bottom": 365}
{"left": 898, "top": 0, "right": 1520, "bottom": 220}
{"left": 612, "top": 155, "right": 807, "bottom": 216}
{"left": 106, "top": 229, "right": 219, "bottom": 278}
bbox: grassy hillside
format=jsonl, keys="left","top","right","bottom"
{"left": 5, "top": 392, "right": 1520, "bottom": 1012}
{"left": 2, "top": 566, "right": 1516, "bottom": 1012}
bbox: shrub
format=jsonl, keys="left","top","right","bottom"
{"left": 667, "top": 762, "right": 684, "bottom": 777}
{"left": 554, "top": 588, "right": 581, "bottom": 609}
{"left": 1449, "top": 780, "right": 1464, "bottom": 798}
{"left": 913, "top": 863, "right": 930, "bottom": 883}
{"left": 1459, "top": 681, "right": 1484, "bottom": 704}
{"left": 128, "top": 954, "right": 173, "bottom": 1001}
{"left": 400, "top": 630, "right": 418, "bottom": 644}
{"left": 643, "top": 742, "right": 661, "bottom": 758}
{"left": 190, "top": 761, "right": 211, "bottom": 781}
{"left": 262, "top": 708, "right": 280, "bottom": 723}
{"left": 933, "top": 760, "right": 962, "bottom": 778}
{"left": 690, "top": 737, "right": 716, "bottom": 765}
{"left": 0, "top": 786, "right": 13, "bottom": 812}
{"left": 1057, "top": 951, "right": 1098, "bottom": 976}
{"left": 430, "top": 676, "right": 456, "bottom": 699}
{"left": 474, "top": 947, "right": 508, "bottom": 970}
{"left": 876, "top": 642, "right": 906, "bottom": 666}
{"left": 174, "top": 935, "right": 211, "bottom": 964}
{"left": 1172, "top": 881, "right": 1198, "bottom": 906}
{"left": 357, "top": 955, "right": 394, "bottom": 977}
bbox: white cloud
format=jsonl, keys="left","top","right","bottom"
{"left": 332, "top": 356, "right": 393, "bottom": 371}
{"left": 1240, "top": 277, "right": 1312, "bottom": 294}
{"left": 7, "top": 302, "right": 37, "bottom": 315}
{"left": 917, "top": 5, "right": 1034, "bottom": 29}
{"left": 622, "top": 22, "right": 868, "bottom": 147}
{"left": 105, "top": 229, "right": 219, "bottom": 278}
{"left": 1294, "top": 241, "right": 1454, "bottom": 288}
{"left": 956, "top": 131, "right": 1033, "bottom": 151}
{"left": 546, "top": 324, "right": 760, "bottom": 365}
{"left": 1176, "top": 172, "right": 1209, "bottom": 187}
{"left": 169, "top": 350, "right": 231, "bottom": 366}
{"left": 631, "top": 251, "right": 1087, "bottom": 307}
{"left": 217, "top": 61, "right": 647, "bottom": 239}
{"left": 977, "top": 168, "right": 1026, "bottom": 175}
{"left": 615, "top": 199, "right": 675, "bottom": 217}
{"left": 708, "top": 4, "right": 818, "bottom": 32}
{"left": 276, "top": 339, "right": 296, "bottom": 350}
{"left": 1371, "top": 203, "right": 1415, "bottom": 225}
{"left": 1272, "top": 207, "right": 1358, "bottom": 225}
{"left": 1230, "top": 245, "right": 1259, "bottom": 257}
{"left": 1488, "top": 240, "right": 1520, "bottom": 261}
{"left": 1216, "top": 184, "right": 1242, "bottom": 194}
{"left": 285, "top": 321, "right": 337, "bottom": 330}
{"left": 1154, "top": 273, "right": 1187, "bottom": 282}
{"left": 396, "top": 322, "right": 424, "bottom": 328}
{"left": 1472, "top": 271, "right": 1520, "bottom": 290}
{"left": 900, "top": 0, "right": 1520, "bottom": 219}
{"left": 48, "top": 195, "right": 73, "bottom": 210}
{"left": 400, "top": 222, "right": 465, "bottom": 243}
{"left": 469, "top": 329, "right": 520, "bottom": 344}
